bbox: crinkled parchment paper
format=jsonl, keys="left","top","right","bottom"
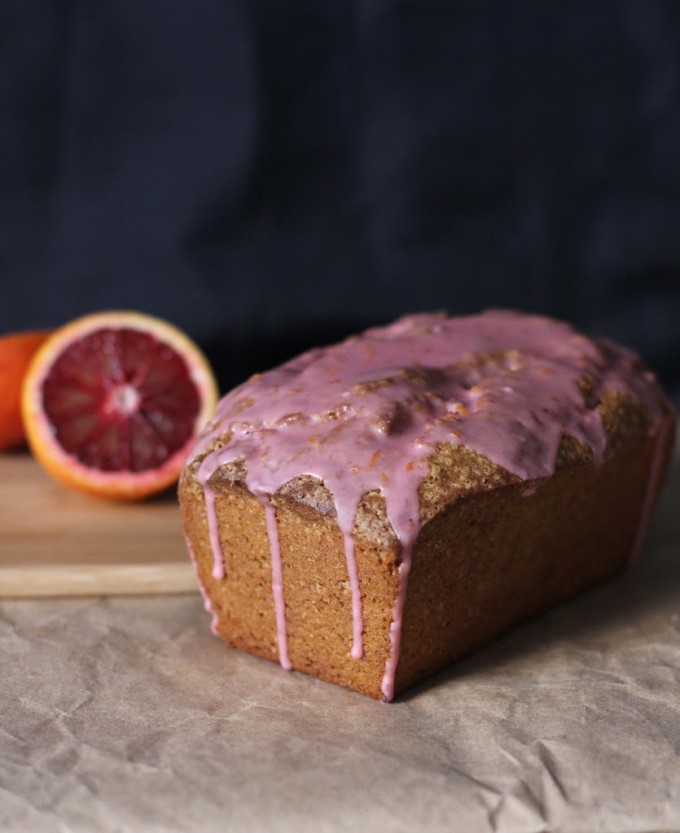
{"left": 2, "top": 448, "right": 680, "bottom": 833}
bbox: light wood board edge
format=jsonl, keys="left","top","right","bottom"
{"left": 0, "top": 563, "right": 198, "bottom": 598}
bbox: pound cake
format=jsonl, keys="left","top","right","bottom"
{"left": 179, "top": 311, "right": 675, "bottom": 700}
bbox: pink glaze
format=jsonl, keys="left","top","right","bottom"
{"left": 629, "top": 411, "right": 676, "bottom": 565}
{"left": 195, "top": 469, "right": 225, "bottom": 580}
{"left": 189, "top": 311, "right": 671, "bottom": 700}
{"left": 184, "top": 535, "right": 220, "bottom": 635}
{"left": 261, "top": 498, "right": 292, "bottom": 670}
{"left": 342, "top": 531, "right": 364, "bottom": 659}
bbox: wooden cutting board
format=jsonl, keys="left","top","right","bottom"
{"left": 0, "top": 452, "right": 196, "bottom": 598}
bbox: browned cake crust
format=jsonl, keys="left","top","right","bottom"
{"left": 179, "top": 386, "right": 675, "bottom": 699}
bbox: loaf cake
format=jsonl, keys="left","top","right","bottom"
{"left": 179, "top": 311, "right": 675, "bottom": 700}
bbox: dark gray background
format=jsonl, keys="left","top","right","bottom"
{"left": 2, "top": 1, "right": 680, "bottom": 402}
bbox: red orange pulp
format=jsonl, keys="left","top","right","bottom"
{"left": 22, "top": 311, "right": 218, "bottom": 500}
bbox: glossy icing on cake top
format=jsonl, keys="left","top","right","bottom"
{"left": 189, "top": 311, "right": 670, "bottom": 700}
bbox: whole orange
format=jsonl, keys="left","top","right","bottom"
{"left": 0, "top": 330, "right": 51, "bottom": 451}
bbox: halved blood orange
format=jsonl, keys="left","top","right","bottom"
{"left": 22, "top": 311, "right": 218, "bottom": 500}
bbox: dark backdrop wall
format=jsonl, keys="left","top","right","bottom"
{"left": 2, "top": 1, "right": 680, "bottom": 403}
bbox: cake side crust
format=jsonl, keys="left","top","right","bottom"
{"left": 394, "top": 430, "right": 664, "bottom": 696}
{"left": 179, "top": 468, "right": 400, "bottom": 698}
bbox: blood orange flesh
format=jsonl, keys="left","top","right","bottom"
{"left": 42, "top": 328, "right": 201, "bottom": 472}
{"left": 23, "top": 312, "right": 218, "bottom": 499}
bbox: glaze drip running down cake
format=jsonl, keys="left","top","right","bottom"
{"left": 179, "top": 311, "right": 675, "bottom": 700}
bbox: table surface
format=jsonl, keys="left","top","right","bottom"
{"left": 2, "top": 445, "right": 680, "bottom": 833}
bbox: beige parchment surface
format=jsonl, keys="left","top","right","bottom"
{"left": 2, "top": 449, "right": 680, "bottom": 833}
